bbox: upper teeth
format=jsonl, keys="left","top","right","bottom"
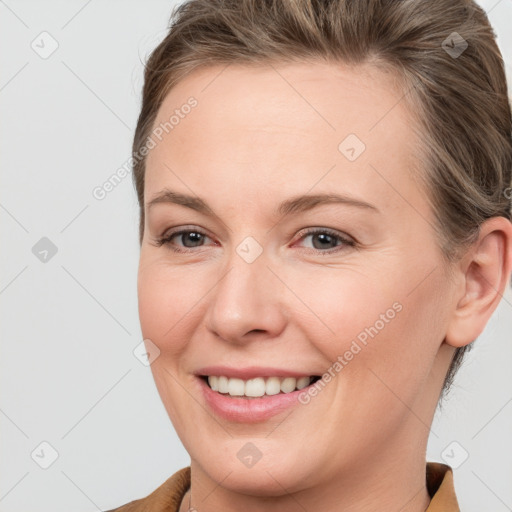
{"left": 207, "top": 376, "right": 313, "bottom": 397}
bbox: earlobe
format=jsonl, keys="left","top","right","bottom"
{"left": 445, "top": 217, "right": 512, "bottom": 348}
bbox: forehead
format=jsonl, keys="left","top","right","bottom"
{"left": 145, "top": 61, "right": 423, "bottom": 216}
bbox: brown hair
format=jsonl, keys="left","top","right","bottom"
{"left": 132, "top": 0, "right": 512, "bottom": 395}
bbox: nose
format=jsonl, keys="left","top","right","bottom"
{"left": 204, "top": 249, "right": 288, "bottom": 344}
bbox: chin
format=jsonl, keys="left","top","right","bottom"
{"left": 194, "top": 447, "right": 319, "bottom": 497}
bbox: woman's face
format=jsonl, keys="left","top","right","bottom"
{"left": 138, "top": 61, "right": 458, "bottom": 493}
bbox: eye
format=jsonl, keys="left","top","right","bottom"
{"left": 154, "top": 227, "right": 214, "bottom": 253}
{"left": 294, "top": 227, "right": 355, "bottom": 254}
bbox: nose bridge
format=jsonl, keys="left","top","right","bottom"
{"left": 205, "top": 242, "right": 286, "bottom": 342}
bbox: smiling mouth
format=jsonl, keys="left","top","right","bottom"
{"left": 200, "top": 375, "right": 322, "bottom": 398}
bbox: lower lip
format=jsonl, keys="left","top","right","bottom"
{"left": 197, "top": 377, "right": 312, "bottom": 423}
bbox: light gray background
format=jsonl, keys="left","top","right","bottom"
{"left": 1, "top": 1, "right": 511, "bottom": 511}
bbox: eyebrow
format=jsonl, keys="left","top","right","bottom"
{"left": 146, "top": 188, "right": 379, "bottom": 217}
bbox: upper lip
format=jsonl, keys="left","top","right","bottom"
{"left": 195, "top": 366, "right": 318, "bottom": 380}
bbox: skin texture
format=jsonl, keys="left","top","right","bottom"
{"left": 137, "top": 61, "right": 512, "bottom": 512}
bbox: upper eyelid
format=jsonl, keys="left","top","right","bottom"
{"left": 295, "top": 226, "right": 353, "bottom": 241}
{"left": 162, "top": 226, "right": 211, "bottom": 240}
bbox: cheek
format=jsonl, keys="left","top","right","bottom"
{"left": 301, "top": 261, "right": 447, "bottom": 376}
{"left": 137, "top": 260, "right": 207, "bottom": 429}
{"left": 342, "top": 271, "right": 450, "bottom": 402}
{"left": 137, "top": 259, "right": 205, "bottom": 352}
{"left": 292, "top": 266, "right": 402, "bottom": 348}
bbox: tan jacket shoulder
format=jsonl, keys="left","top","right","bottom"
{"left": 104, "top": 467, "right": 190, "bottom": 512}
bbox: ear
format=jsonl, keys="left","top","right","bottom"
{"left": 445, "top": 217, "right": 512, "bottom": 348}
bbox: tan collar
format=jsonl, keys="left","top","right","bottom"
{"left": 425, "top": 462, "right": 460, "bottom": 511}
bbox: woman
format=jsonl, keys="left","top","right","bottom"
{"left": 108, "top": 0, "right": 512, "bottom": 510}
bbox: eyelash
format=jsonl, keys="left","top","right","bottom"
{"left": 154, "top": 226, "right": 356, "bottom": 255}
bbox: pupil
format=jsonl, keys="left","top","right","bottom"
{"left": 185, "top": 232, "right": 202, "bottom": 247}
{"left": 313, "top": 233, "right": 335, "bottom": 249}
